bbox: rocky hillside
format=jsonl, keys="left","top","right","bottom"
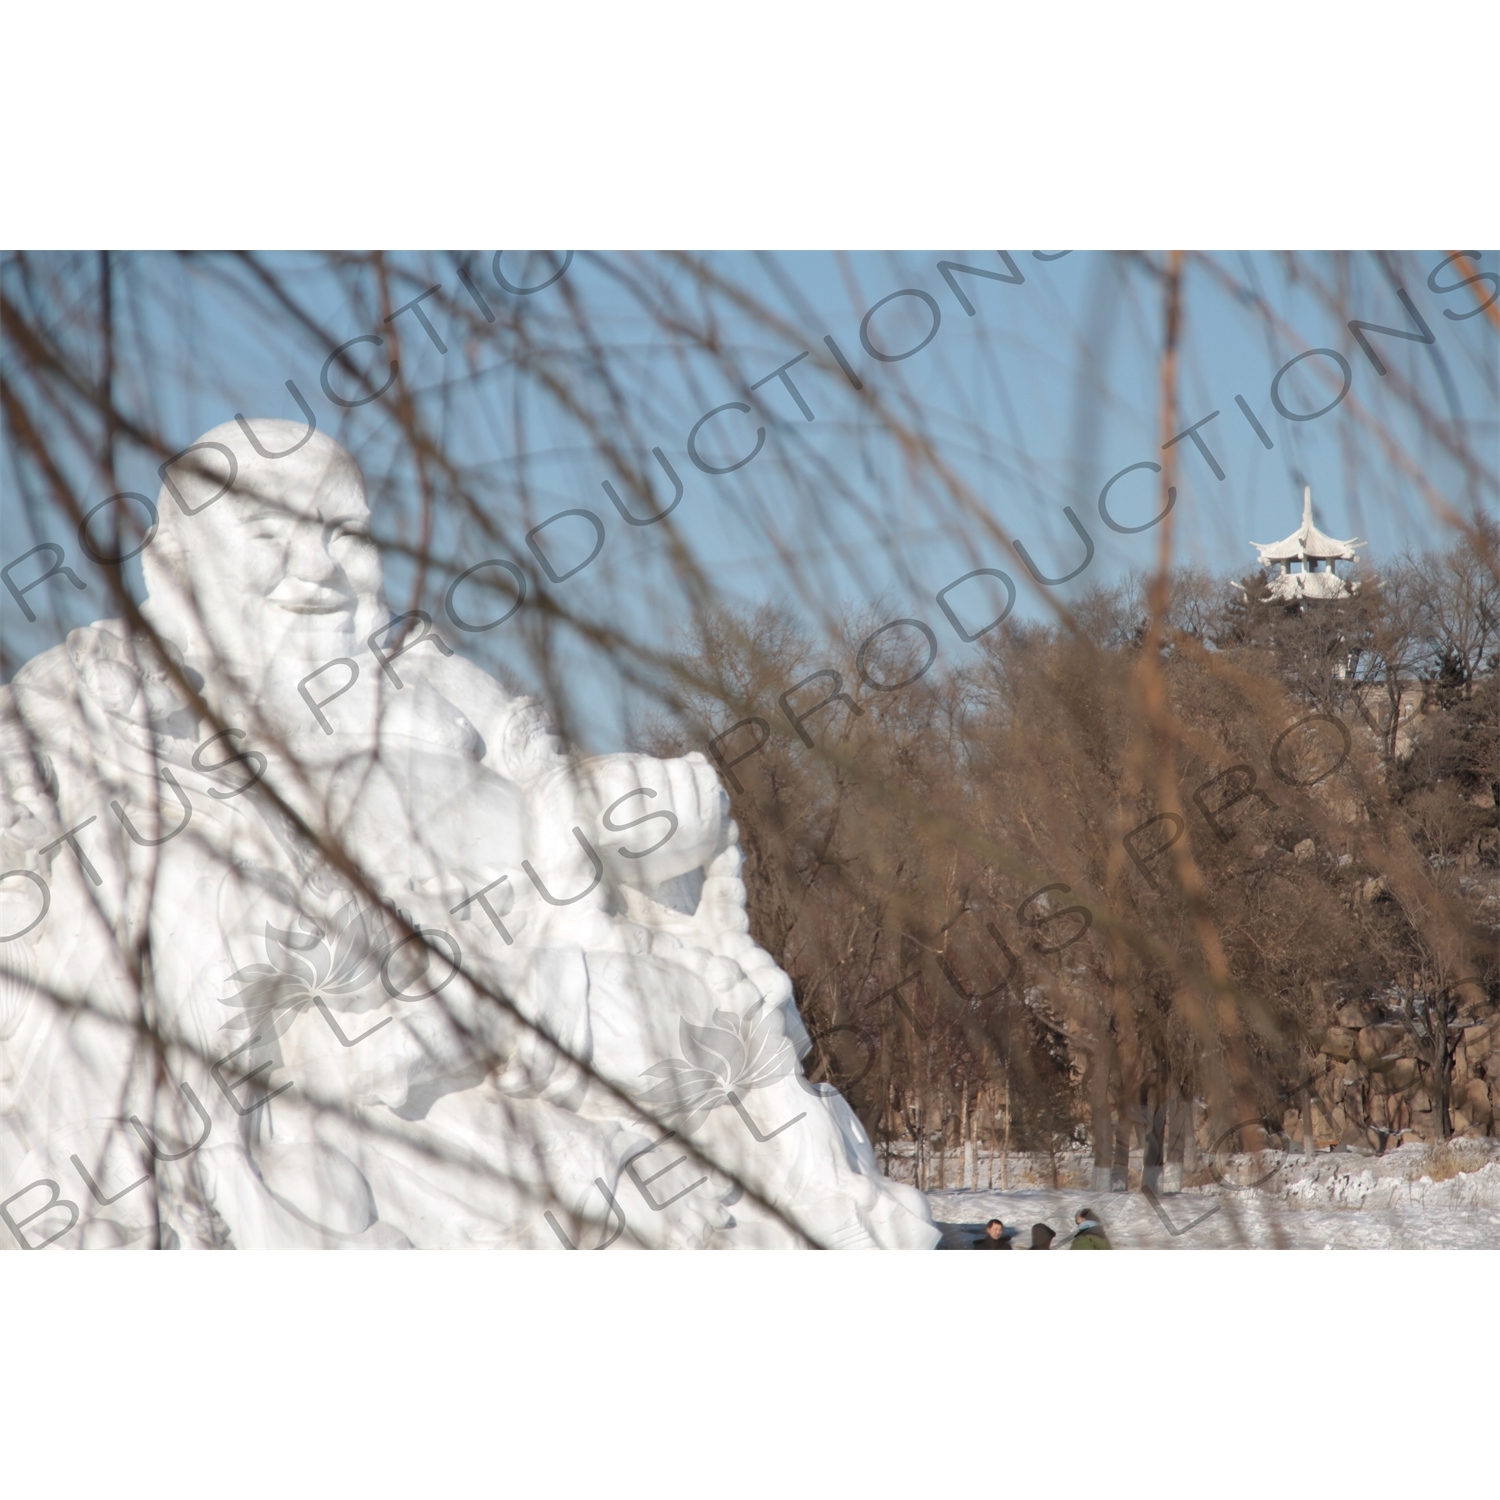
{"left": 1300, "top": 1002, "right": 1498, "bottom": 1146}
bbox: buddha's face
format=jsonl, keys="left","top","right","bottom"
{"left": 235, "top": 493, "right": 380, "bottom": 623}
{"left": 146, "top": 423, "right": 387, "bottom": 676}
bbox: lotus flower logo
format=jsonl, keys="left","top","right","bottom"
{"left": 638, "top": 1002, "right": 803, "bottom": 1138}
{"left": 221, "top": 901, "right": 397, "bottom": 1040}
{"left": 0, "top": 941, "right": 36, "bottom": 1043}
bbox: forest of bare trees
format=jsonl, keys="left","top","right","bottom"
{"left": 647, "top": 529, "right": 1499, "bottom": 1191}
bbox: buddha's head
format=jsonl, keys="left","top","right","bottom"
{"left": 142, "top": 420, "right": 387, "bottom": 681}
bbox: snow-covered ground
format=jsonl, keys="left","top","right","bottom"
{"left": 927, "top": 1141, "right": 1500, "bottom": 1249}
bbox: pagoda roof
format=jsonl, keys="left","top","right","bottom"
{"left": 1252, "top": 487, "right": 1361, "bottom": 564}
{"left": 1265, "top": 569, "right": 1356, "bottom": 602}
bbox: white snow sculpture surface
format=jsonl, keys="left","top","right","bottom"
{"left": 0, "top": 421, "right": 938, "bottom": 1250}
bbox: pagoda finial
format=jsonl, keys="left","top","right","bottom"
{"left": 1302, "top": 484, "right": 1313, "bottom": 530}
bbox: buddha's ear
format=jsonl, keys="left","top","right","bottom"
{"left": 140, "top": 517, "right": 189, "bottom": 595}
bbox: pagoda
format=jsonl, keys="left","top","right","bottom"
{"left": 1252, "top": 486, "right": 1362, "bottom": 602}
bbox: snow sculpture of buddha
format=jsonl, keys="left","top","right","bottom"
{"left": 0, "top": 421, "right": 937, "bottom": 1250}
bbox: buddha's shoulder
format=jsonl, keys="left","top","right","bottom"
{"left": 11, "top": 620, "right": 132, "bottom": 691}
{"left": 8, "top": 621, "right": 200, "bottom": 743}
{"left": 8, "top": 627, "right": 117, "bottom": 727}
{"left": 3, "top": 627, "right": 131, "bottom": 803}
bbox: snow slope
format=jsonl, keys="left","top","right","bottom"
{"left": 927, "top": 1143, "right": 1500, "bottom": 1249}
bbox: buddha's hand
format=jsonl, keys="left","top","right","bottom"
{"left": 533, "top": 751, "right": 728, "bottom": 889}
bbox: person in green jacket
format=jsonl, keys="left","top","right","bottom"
{"left": 1070, "top": 1207, "right": 1111, "bottom": 1249}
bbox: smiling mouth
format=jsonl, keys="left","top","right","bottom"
{"left": 274, "top": 594, "right": 354, "bottom": 615}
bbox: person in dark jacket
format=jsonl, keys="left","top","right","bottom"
{"left": 1070, "top": 1208, "right": 1110, "bottom": 1249}
{"left": 1029, "top": 1222, "right": 1056, "bottom": 1250}
{"left": 973, "top": 1218, "right": 1014, "bottom": 1248}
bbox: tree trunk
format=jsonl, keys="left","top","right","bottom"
{"left": 1002, "top": 1077, "right": 1011, "bottom": 1190}
{"left": 959, "top": 1080, "right": 971, "bottom": 1191}
{"left": 1109, "top": 1072, "right": 1131, "bottom": 1192}
{"left": 985, "top": 1087, "right": 996, "bottom": 1189}
{"left": 1162, "top": 1089, "right": 1184, "bottom": 1193}
{"left": 1142, "top": 1073, "right": 1166, "bottom": 1192}
{"left": 1088, "top": 1050, "right": 1114, "bottom": 1194}
{"left": 1433, "top": 1016, "right": 1454, "bottom": 1142}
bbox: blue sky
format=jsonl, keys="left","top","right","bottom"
{"left": 4, "top": 250, "right": 1495, "bottom": 745}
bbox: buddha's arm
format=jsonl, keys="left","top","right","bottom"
{"left": 419, "top": 651, "right": 727, "bottom": 886}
